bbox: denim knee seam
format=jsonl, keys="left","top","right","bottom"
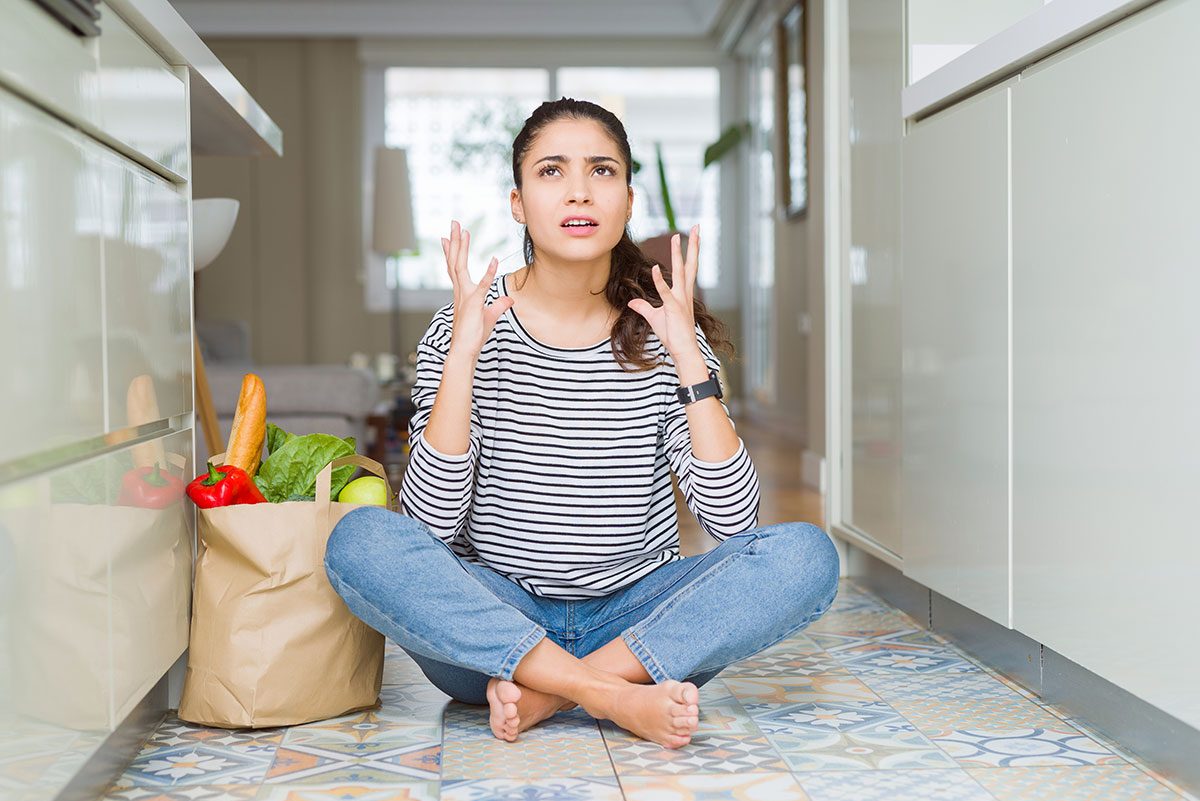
{"left": 626, "top": 540, "right": 751, "bottom": 643}
{"left": 684, "top": 584, "right": 840, "bottom": 677}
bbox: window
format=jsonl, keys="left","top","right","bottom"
{"left": 364, "top": 63, "right": 725, "bottom": 311}
{"left": 381, "top": 68, "right": 549, "bottom": 296}
{"left": 556, "top": 68, "right": 721, "bottom": 293}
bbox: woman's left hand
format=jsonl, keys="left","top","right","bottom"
{"left": 628, "top": 225, "right": 702, "bottom": 359}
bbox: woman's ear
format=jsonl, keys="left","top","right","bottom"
{"left": 510, "top": 188, "right": 523, "bottom": 224}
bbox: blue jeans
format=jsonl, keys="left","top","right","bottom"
{"left": 324, "top": 508, "right": 840, "bottom": 706}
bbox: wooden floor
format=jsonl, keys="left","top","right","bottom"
{"left": 676, "top": 414, "right": 825, "bottom": 557}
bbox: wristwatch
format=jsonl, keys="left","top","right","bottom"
{"left": 676, "top": 368, "right": 723, "bottom": 406}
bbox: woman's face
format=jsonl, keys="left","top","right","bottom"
{"left": 511, "top": 117, "right": 633, "bottom": 264}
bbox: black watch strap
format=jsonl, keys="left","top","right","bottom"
{"left": 676, "top": 369, "right": 723, "bottom": 406}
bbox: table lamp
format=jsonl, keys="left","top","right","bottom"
{"left": 371, "top": 146, "right": 418, "bottom": 379}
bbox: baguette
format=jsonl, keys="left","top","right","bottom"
{"left": 225, "top": 373, "right": 267, "bottom": 478}
{"left": 126, "top": 374, "right": 166, "bottom": 469}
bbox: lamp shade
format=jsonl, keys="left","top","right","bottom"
{"left": 372, "top": 146, "right": 417, "bottom": 255}
{"left": 193, "top": 198, "right": 240, "bottom": 272}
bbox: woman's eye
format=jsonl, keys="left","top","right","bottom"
{"left": 537, "top": 165, "right": 616, "bottom": 177}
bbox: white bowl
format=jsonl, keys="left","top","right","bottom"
{"left": 193, "top": 198, "right": 240, "bottom": 272}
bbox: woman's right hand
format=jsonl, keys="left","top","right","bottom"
{"left": 441, "top": 219, "right": 513, "bottom": 358}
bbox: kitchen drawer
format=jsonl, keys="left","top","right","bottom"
{"left": 0, "top": 0, "right": 188, "bottom": 182}
{"left": 108, "top": 427, "right": 194, "bottom": 724}
{"left": 97, "top": 3, "right": 189, "bottom": 181}
{"left": 0, "top": 427, "right": 193, "bottom": 796}
{"left": 0, "top": 86, "right": 106, "bottom": 466}
{"left": 102, "top": 153, "right": 193, "bottom": 430}
{"left": 0, "top": 0, "right": 101, "bottom": 136}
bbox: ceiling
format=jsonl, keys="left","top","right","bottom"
{"left": 171, "top": 0, "right": 738, "bottom": 39}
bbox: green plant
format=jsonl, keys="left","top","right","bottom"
{"left": 633, "top": 121, "right": 752, "bottom": 232}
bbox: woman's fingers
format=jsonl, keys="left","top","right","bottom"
{"left": 475, "top": 257, "right": 498, "bottom": 292}
{"left": 441, "top": 237, "right": 458, "bottom": 296}
{"left": 650, "top": 263, "right": 671, "bottom": 302}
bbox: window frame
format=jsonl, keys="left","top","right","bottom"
{"left": 360, "top": 38, "right": 741, "bottom": 312}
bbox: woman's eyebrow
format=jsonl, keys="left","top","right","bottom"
{"left": 533, "top": 154, "right": 619, "bottom": 166}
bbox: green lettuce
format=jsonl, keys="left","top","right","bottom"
{"left": 254, "top": 424, "right": 357, "bottom": 502}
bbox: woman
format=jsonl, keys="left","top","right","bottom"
{"left": 324, "top": 97, "right": 840, "bottom": 749}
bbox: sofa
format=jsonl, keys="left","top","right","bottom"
{"left": 195, "top": 319, "right": 381, "bottom": 468}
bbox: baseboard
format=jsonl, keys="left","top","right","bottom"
{"left": 845, "top": 544, "right": 1200, "bottom": 796}
{"left": 53, "top": 673, "right": 168, "bottom": 801}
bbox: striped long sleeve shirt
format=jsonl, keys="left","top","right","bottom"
{"left": 398, "top": 272, "right": 761, "bottom": 599}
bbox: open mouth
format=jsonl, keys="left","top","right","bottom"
{"left": 561, "top": 219, "right": 599, "bottom": 229}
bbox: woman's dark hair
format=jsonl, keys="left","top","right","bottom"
{"left": 510, "top": 96, "right": 735, "bottom": 372}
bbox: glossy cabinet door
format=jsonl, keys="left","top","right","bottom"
{"left": 0, "top": 428, "right": 194, "bottom": 798}
{"left": 844, "top": 0, "right": 905, "bottom": 557}
{"left": 1012, "top": 0, "right": 1200, "bottom": 730}
{"left": 901, "top": 82, "right": 1012, "bottom": 627}
{"left": 101, "top": 153, "right": 193, "bottom": 432}
{"left": 0, "top": 87, "right": 107, "bottom": 464}
{"left": 97, "top": 3, "right": 190, "bottom": 181}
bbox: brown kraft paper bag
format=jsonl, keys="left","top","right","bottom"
{"left": 178, "top": 453, "right": 393, "bottom": 728}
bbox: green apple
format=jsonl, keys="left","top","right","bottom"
{"left": 337, "top": 476, "right": 389, "bottom": 506}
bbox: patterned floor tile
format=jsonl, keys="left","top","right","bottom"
{"left": 833, "top": 642, "right": 983, "bottom": 677}
{"left": 256, "top": 781, "right": 440, "bottom": 800}
{"left": 743, "top": 700, "right": 957, "bottom": 772}
{"left": 967, "top": 764, "right": 1187, "bottom": 801}
{"left": 620, "top": 772, "right": 809, "bottom": 800}
{"left": 282, "top": 707, "right": 443, "bottom": 748}
{"left": 442, "top": 702, "right": 600, "bottom": 742}
{"left": 100, "top": 785, "right": 261, "bottom": 800}
{"left": 931, "top": 725, "right": 1122, "bottom": 767}
{"left": 264, "top": 741, "right": 440, "bottom": 784}
{"left": 113, "top": 746, "right": 274, "bottom": 786}
{"left": 861, "top": 671, "right": 1026, "bottom": 702}
{"left": 722, "top": 651, "right": 849, "bottom": 678}
{"left": 601, "top": 723, "right": 789, "bottom": 775}
{"left": 806, "top": 610, "right": 922, "bottom": 638}
{"left": 143, "top": 717, "right": 287, "bottom": 755}
{"left": 892, "top": 697, "right": 1070, "bottom": 732}
{"left": 722, "top": 674, "right": 881, "bottom": 705}
{"left": 797, "top": 769, "right": 993, "bottom": 801}
{"left": 441, "top": 737, "right": 613, "bottom": 780}
{"left": 442, "top": 776, "right": 623, "bottom": 800}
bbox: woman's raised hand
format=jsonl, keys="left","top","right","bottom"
{"left": 627, "top": 224, "right": 702, "bottom": 359}
{"left": 441, "top": 220, "right": 513, "bottom": 358}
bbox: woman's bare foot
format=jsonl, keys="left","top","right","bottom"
{"left": 485, "top": 677, "right": 575, "bottom": 740}
{"left": 485, "top": 677, "right": 522, "bottom": 742}
{"left": 588, "top": 677, "right": 700, "bottom": 749}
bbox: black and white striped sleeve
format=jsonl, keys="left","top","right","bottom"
{"left": 398, "top": 307, "right": 483, "bottom": 543}
{"left": 660, "top": 325, "right": 761, "bottom": 541}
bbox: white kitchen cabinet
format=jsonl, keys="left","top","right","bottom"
{"left": 0, "top": 87, "right": 107, "bottom": 464}
{"left": 0, "top": 1, "right": 280, "bottom": 798}
{"left": 0, "top": 428, "right": 193, "bottom": 793}
{"left": 102, "top": 152, "right": 193, "bottom": 430}
{"left": 901, "top": 81, "right": 1012, "bottom": 627}
{"left": 843, "top": 0, "right": 905, "bottom": 559}
{"left": 1012, "top": 0, "right": 1200, "bottom": 730}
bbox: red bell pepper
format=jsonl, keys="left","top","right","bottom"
{"left": 118, "top": 462, "right": 185, "bottom": 509}
{"left": 186, "top": 462, "right": 268, "bottom": 509}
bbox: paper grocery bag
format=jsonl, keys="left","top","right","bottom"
{"left": 178, "top": 453, "right": 394, "bottom": 728}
